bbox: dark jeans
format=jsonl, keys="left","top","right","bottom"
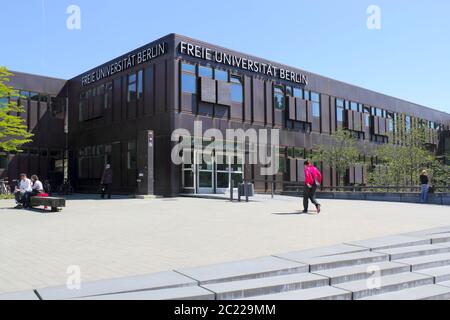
{"left": 15, "top": 192, "right": 31, "bottom": 207}
{"left": 303, "top": 184, "right": 320, "bottom": 211}
{"left": 101, "top": 184, "right": 112, "bottom": 199}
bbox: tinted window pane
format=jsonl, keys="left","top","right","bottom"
{"left": 182, "top": 63, "right": 196, "bottom": 73}
{"left": 214, "top": 69, "right": 228, "bottom": 81}
{"left": 293, "top": 88, "right": 302, "bottom": 98}
{"left": 303, "top": 90, "right": 310, "bottom": 100}
{"left": 182, "top": 73, "right": 196, "bottom": 94}
{"left": 199, "top": 66, "right": 213, "bottom": 78}
{"left": 311, "top": 92, "right": 320, "bottom": 102}
{"left": 273, "top": 87, "right": 285, "bottom": 110}
{"left": 312, "top": 102, "right": 320, "bottom": 117}
{"left": 231, "top": 76, "right": 243, "bottom": 103}
{"left": 137, "top": 70, "right": 143, "bottom": 99}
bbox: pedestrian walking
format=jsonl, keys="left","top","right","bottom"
{"left": 100, "top": 164, "right": 113, "bottom": 199}
{"left": 302, "top": 160, "right": 322, "bottom": 214}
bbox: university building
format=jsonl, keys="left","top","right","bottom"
{"left": 4, "top": 33, "right": 450, "bottom": 196}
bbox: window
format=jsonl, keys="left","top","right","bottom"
{"left": 79, "top": 92, "right": 87, "bottom": 122}
{"left": 303, "top": 90, "right": 310, "bottom": 101}
{"left": 285, "top": 86, "right": 292, "bottom": 96}
{"left": 181, "top": 62, "right": 197, "bottom": 94}
{"left": 230, "top": 75, "right": 243, "bottom": 103}
{"left": 214, "top": 69, "right": 228, "bottom": 81}
{"left": 105, "top": 82, "right": 113, "bottom": 109}
{"left": 311, "top": 91, "right": 320, "bottom": 117}
{"left": 127, "top": 73, "right": 137, "bottom": 102}
{"left": 20, "top": 91, "right": 30, "bottom": 99}
{"left": 137, "top": 70, "right": 143, "bottom": 100}
{"left": 405, "top": 115, "right": 411, "bottom": 132}
{"left": 273, "top": 86, "right": 285, "bottom": 110}
{"left": 376, "top": 108, "right": 383, "bottom": 117}
{"left": 40, "top": 94, "right": 49, "bottom": 104}
{"left": 336, "top": 99, "right": 344, "bottom": 122}
{"left": 293, "top": 87, "right": 302, "bottom": 98}
{"left": 199, "top": 66, "right": 213, "bottom": 78}
{"left": 30, "top": 92, "right": 39, "bottom": 102}
{"left": 127, "top": 140, "right": 137, "bottom": 170}
{"left": 350, "top": 101, "right": 359, "bottom": 111}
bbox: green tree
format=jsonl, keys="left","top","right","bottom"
{"left": 0, "top": 67, "right": 33, "bottom": 152}
{"left": 311, "top": 129, "right": 360, "bottom": 186}
{"left": 369, "top": 127, "right": 449, "bottom": 190}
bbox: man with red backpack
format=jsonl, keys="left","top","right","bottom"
{"left": 303, "top": 160, "right": 322, "bottom": 214}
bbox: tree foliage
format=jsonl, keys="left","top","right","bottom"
{"left": 0, "top": 66, "right": 33, "bottom": 152}
{"left": 369, "top": 128, "right": 449, "bottom": 190}
{"left": 311, "top": 129, "right": 361, "bottom": 186}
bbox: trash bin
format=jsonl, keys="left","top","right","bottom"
{"left": 238, "top": 183, "right": 255, "bottom": 197}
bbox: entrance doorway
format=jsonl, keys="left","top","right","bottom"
{"left": 183, "top": 150, "right": 244, "bottom": 194}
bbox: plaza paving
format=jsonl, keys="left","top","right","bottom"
{"left": 0, "top": 194, "right": 449, "bottom": 294}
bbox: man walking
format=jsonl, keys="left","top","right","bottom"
{"left": 100, "top": 164, "right": 113, "bottom": 199}
{"left": 302, "top": 160, "right": 322, "bottom": 214}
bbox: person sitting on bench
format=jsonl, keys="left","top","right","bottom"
{"left": 14, "top": 173, "right": 32, "bottom": 209}
{"left": 31, "top": 175, "right": 45, "bottom": 196}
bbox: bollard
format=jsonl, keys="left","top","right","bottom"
{"left": 271, "top": 182, "right": 274, "bottom": 199}
{"left": 245, "top": 181, "right": 249, "bottom": 202}
{"left": 230, "top": 181, "right": 234, "bottom": 202}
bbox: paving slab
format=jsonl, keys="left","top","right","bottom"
{"left": 313, "top": 261, "right": 410, "bottom": 285}
{"left": 175, "top": 256, "right": 308, "bottom": 285}
{"left": 37, "top": 271, "right": 197, "bottom": 300}
{"left": 240, "top": 286, "right": 351, "bottom": 300}
{"left": 274, "top": 244, "right": 369, "bottom": 262}
{"left": 0, "top": 290, "right": 39, "bottom": 300}
{"left": 394, "top": 252, "right": 450, "bottom": 271}
{"left": 415, "top": 265, "right": 450, "bottom": 283}
{"left": 360, "top": 284, "right": 450, "bottom": 300}
{"left": 288, "top": 251, "right": 388, "bottom": 272}
{"left": 73, "top": 286, "right": 214, "bottom": 300}
{"left": 202, "top": 273, "right": 329, "bottom": 300}
{"left": 373, "top": 244, "right": 450, "bottom": 260}
{"left": 347, "top": 235, "right": 430, "bottom": 250}
{"left": 333, "top": 272, "right": 434, "bottom": 299}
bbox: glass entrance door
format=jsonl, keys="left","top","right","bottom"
{"left": 195, "top": 150, "right": 214, "bottom": 194}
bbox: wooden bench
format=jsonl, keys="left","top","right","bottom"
{"left": 30, "top": 196, "right": 66, "bottom": 212}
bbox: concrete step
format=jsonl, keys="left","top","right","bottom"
{"left": 415, "top": 265, "right": 450, "bottom": 283}
{"left": 313, "top": 261, "right": 410, "bottom": 285}
{"left": 36, "top": 271, "right": 198, "bottom": 300}
{"left": 424, "top": 232, "right": 450, "bottom": 244}
{"left": 0, "top": 291, "right": 40, "bottom": 300}
{"left": 274, "top": 244, "right": 369, "bottom": 262}
{"left": 175, "top": 256, "right": 308, "bottom": 285}
{"left": 332, "top": 272, "right": 434, "bottom": 299}
{"left": 394, "top": 252, "right": 450, "bottom": 271}
{"left": 374, "top": 244, "right": 450, "bottom": 260}
{"left": 437, "top": 280, "right": 450, "bottom": 289}
{"left": 359, "top": 284, "right": 450, "bottom": 300}
{"left": 240, "top": 286, "right": 351, "bottom": 300}
{"left": 291, "top": 251, "right": 389, "bottom": 272}
{"left": 202, "top": 272, "right": 329, "bottom": 300}
{"left": 347, "top": 235, "right": 430, "bottom": 250}
{"left": 73, "top": 285, "right": 214, "bottom": 300}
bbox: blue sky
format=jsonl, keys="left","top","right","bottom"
{"left": 1, "top": 0, "right": 449, "bottom": 113}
